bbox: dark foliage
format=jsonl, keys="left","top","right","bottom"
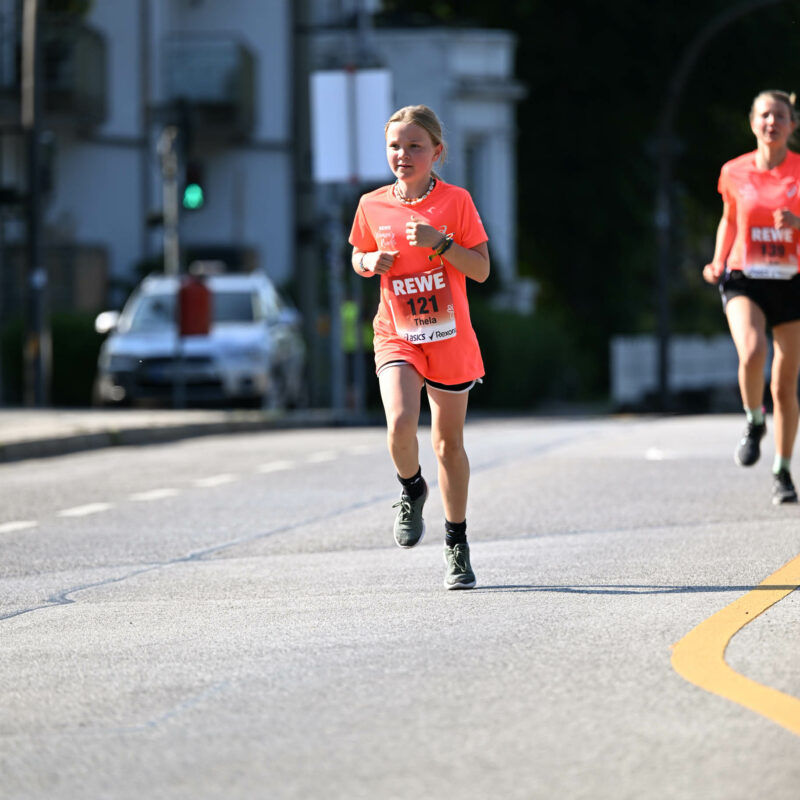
{"left": 2, "top": 313, "right": 102, "bottom": 406}
{"left": 379, "top": 0, "right": 800, "bottom": 398}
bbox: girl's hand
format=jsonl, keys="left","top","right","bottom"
{"left": 405, "top": 216, "right": 441, "bottom": 248}
{"left": 369, "top": 250, "right": 399, "bottom": 275}
{"left": 774, "top": 208, "right": 800, "bottom": 230}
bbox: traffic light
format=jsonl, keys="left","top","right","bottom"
{"left": 182, "top": 160, "right": 205, "bottom": 210}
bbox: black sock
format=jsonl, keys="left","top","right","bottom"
{"left": 445, "top": 519, "right": 467, "bottom": 547}
{"left": 398, "top": 467, "right": 425, "bottom": 500}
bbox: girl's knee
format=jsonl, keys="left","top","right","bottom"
{"left": 432, "top": 434, "right": 465, "bottom": 464}
{"left": 386, "top": 409, "right": 417, "bottom": 442}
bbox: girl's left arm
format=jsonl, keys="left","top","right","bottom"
{"left": 440, "top": 240, "right": 490, "bottom": 283}
{"left": 405, "top": 216, "right": 490, "bottom": 282}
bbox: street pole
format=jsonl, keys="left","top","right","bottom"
{"left": 653, "top": 0, "right": 785, "bottom": 411}
{"left": 157, "top": 125, "right": 185, "bottom": 407}
{"left": 326, "top": 186, "right": 346, "bottom": 413}
{"left": 158, "top": 126, "right": 180, "bottom": 276}
{"left": 292, "top": 0, "right": 322, "bottom": 408}
{"left": 21, "top": 0, "right": 49, "bottom": 407}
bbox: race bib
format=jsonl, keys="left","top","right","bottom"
{"left": 743, "top": 226, "right": 798, "bottom": 279}
{"left": 387, "top": 267, "right": 457, "bottom": 344}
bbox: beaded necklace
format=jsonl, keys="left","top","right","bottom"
{"left": 393, "top": 176, "right": 435, "bottom": 205}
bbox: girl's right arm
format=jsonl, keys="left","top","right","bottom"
{"left": 351, "top": 247, "right": 399, "bottom": 277}
{"left": 703, "top": 200, "right": 737, "bottom": 284}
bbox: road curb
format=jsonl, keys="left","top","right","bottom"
{"left": 0, "top": 409, "right": 370, "bottom": 463}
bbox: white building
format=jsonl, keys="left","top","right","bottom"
{"left": 0, "top": 0, "right": 525, "bottom": 399}
{"left": 1, "top": 0, "right": 297, "bottom": 314}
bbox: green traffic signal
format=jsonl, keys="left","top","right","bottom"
{"left": 183, "top": 183, "right": 204, "bottom": 210}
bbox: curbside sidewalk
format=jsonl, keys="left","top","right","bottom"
{"left": 0, "top": 408, "right": 349, "bottom": 463}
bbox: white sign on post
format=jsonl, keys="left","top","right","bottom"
{"left": 310, "top": 68, "right": 393, "bottom": 184}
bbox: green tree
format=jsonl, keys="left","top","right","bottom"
{"left": 378, "top": 0, "right": 800, "bottom": 400}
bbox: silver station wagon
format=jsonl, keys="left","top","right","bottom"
{"left": 94, "top": 270, "right": 306, "bottom": 409}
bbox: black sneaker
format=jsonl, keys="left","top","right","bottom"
{"left": 392, "top": 480, "right": 428, "bottom": 548}
{"left": 735, "top": 421, "right": 766, "bottom": 467}
{"left": 772, "top": 468, "right": 798, "bottom": 505}
{"left": 443, "top": 542, "right": 476, "bottom": 589}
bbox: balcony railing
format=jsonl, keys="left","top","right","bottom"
{"left": 163, "top": 36, "right": 254, "bottom": 141}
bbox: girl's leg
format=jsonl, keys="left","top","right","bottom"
{"left": 426, "top": 385, "right": 470, "bottom": 523}
{"left": 428, "top": 385, "right": 476, "bottom": 589}
{"left": 725, "top": 296, "right": 769, "bottom": 410}
{"left": 378, "top": 364, "right": 424, "bottom": 479}
{"left": 770, "top": 320, "right": 800, "bottom": 460}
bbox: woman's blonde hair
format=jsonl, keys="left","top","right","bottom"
{"left": 384, "top": 105, "right": 448, "bottom": 177}
{"left": 750, "top": 90, "right": 798, "bottom": 124}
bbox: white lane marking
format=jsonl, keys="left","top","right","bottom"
{"left": 129, "top": 488, "right": 180, "bottom": 502}
{"left": 307, "top": 451, "right": 337, "bottom": 463}
{"left": 347, "top": 445, "right": 375, "bottom": 456}
{"left": 194, "top": 474, "right": 236, "bottom": 488}
{"left": 645, "top": 448, "right": 678, "bottom": 461}
{"left": 257, "top": 460, "right": 296, "bottom": 473}
{"left": 0, "top": 520, "right": 38, "bottom": 533}
{"left": 58, "top": 502, "right": 114, "bottom": 518}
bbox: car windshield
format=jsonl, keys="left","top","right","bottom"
{"left": 127, "top": 294, "right": 175, "bottom": 331}
{"left": 125, "top": 290, "right": 258, "bottom": 332}
{"left": 215, "top": 291, "right": 258, "bottom": 322}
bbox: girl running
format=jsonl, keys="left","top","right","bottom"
{"left": 349, "top": 105, "right": 490, "bottom": 588}
{"left": 703, "top": 89, "right": 800, "bottom": 504}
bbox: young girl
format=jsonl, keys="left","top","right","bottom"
{"left": 349, "top": 105, "right": 490, "bottom": 588}
{"left": 703, "top": 89, "right": 800, "bottom": 504}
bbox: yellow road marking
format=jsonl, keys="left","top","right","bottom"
{"left": 671, "top": 552, "right": 800, "bottom": 736}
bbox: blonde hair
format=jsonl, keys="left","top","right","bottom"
{"left": 384, "top": 105, "right": 448, "bottom": 177}
{"left": 750, "top": 90, "right": 798, "bottom": 124}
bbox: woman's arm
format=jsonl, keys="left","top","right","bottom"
{"left": 702, "top": 200, "right": 736, "bottom": 284}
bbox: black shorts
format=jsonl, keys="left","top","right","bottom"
{"left": 377, "top": 360, "right": 480, "bottom": 393}
{"left": 719, "top": 270, "right": 800, "bottom": 328}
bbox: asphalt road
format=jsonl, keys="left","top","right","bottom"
{"left": 1, "top": 414, "right": 798, "bottom": 799}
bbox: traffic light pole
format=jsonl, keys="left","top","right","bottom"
{"left": 158, "top": 126, "right": 180, "bottom": 276}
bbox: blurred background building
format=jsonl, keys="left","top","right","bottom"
{"left": 0, "top": 0, "right": 525, "bottom": 407}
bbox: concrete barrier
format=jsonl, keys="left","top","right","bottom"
{"left": 610, "top": 334, "right": 744, "bottom": 407}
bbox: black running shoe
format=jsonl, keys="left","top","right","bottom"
{"left": 772, "top": 468, "right": 798, "bottom": 505}
{"left": 392, "top": 480, "right": 428, "bottom": 548}
{"left": 735, "top": 421, "right": 766, "bottom": 467}
{"left": 444, "top": 542, "right": 476, "bottom": 589}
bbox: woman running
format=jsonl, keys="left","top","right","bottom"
{"left": 703, "top": 89, "right": 800, "bottom": 504}
{"left": 349, "top": 105, "right": 490, "bottom": 588}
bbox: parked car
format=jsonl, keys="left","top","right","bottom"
{"left": 94, "top": 270, "right": 306, "bottom": 408}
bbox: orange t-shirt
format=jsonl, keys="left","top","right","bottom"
{"left": 719, "top": 150, "right": 800, "bottom": 278}
{"left": 349, "top": 180, "right": 487, "bottom": 351}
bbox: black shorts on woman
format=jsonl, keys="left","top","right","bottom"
{"left": 720, "top": 269, "right": 800, "bottom": 327}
